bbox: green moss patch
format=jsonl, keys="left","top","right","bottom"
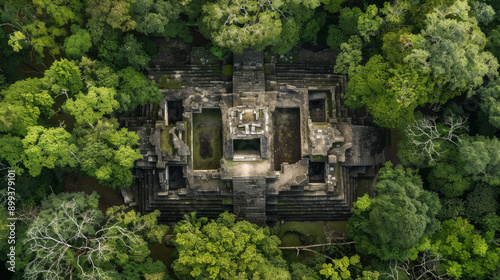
{"left": 192, "top": 109, "right": 223, "bottom": 170}
{"left": 222, "top": 65, "right": 233, "bottom": 76}
{"left": 160, "top": 125, "right": 175, "bottom": 154}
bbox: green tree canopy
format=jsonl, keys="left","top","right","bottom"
{"left": 62, "top": 86, "right": 120, "bottom": 127}
{"left": 199, "top": 0, "right": 284, "bottom": 54}
{"left": 346, "top": 163, "right": 441, "bottom": 261}
{"left": 172, "top": 212, "right": 290, "bottom": 280}
{"left": 21, "top": 126, "right": 78, "bottom": 177}
{"left": 74, "top": 118, "right": 143, "bottom": 188}
{"left": 460, "top": 135, "right": 500, "bottom": 185}
{"left": 116, "top": 67, "right": 162, "bottom": 112}
{"left": 430, "top": 218, "right": 500, "bottom": 279}
{"left": 43, "top": 58, "right": 83, "bottom": 98}
{"left": 405, "top": 0, "right": 499, "bottom": 97}
{"left": 63, "top": 25, "right": 92, "bottom": 59}
{"left": 477, "top": 78, "right": 500, "bottom": 129}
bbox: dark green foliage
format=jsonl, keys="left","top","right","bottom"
{"left": 465, "top": 184, "right": 499, "bottom": 223}
{"left": 427, "top": 147, "right": 472, "bottom": 198}
{"left": 478, "top": 78, "right": 500, "bottom": 129}
{"left": 74, "top": 118, "right": 143, "bottom": 189}
{"left": 438, "top": 198, "right": 466, "bottom": 221}
{"left": 346, "top": 163, "right": 441, "bottom": 261}
{"left": 116, "top": 67, "right": 162, "bottom": 112}
{"left": 0, "top": 78, "right": 53, "bottom": 135}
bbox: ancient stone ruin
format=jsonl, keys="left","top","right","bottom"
{"left": 120, "top": 43, "right": 386, "bottom": 226}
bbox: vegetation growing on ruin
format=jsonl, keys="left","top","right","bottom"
{"left": 1, "top": 0, "right": 500, "bottom": 279}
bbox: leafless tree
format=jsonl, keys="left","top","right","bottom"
{"left": 404, "top": 115, "right": 468, "bottom": 164}
{"left": 24, "top": 199, "right": 147, "bottom": 280}
{"left": 384, "top": 250, "right": 449, "bottom": 280}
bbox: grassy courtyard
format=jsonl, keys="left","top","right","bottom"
{"left": 192, "top": 109, "right": 223, "bottom": 170}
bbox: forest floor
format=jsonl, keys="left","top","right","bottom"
{"left": 63, "top": 172, "right": 124, "bottom": 214}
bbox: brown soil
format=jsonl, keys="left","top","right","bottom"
{"left": 199, "top": 129, "right": 213, "bottom": 159}
{"left": 64, "top": 173, "right": 124, "bottom": 213}
{"left": 273, "top": 108, "right": 302, "bottom": 171}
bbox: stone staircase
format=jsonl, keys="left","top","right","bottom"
{"left": 149, "top": 65, "right": 230, "bottom": 94}
{"left": 233, "top": 51, "right": 265, "bottom": 93}
{"left": 137, "top": 168, "right": 232, "bottom": 222}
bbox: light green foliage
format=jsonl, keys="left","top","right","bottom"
{"left": 345, "top": 55, "right": 429, "bottom": 128}
{"left": 79, "top": 57, "right": 120, "bottom": 88}
{"left": 32, "top": 0, "right": 84, "bottom": 26}
{"left": 334, "top": 36, "right": 363, "bottom": 77}
{"left": 319, "top": 255, "right": 379, "bottom": 280}
{"left": 431, "top": 218, "right": 500, "bottom": 279}
{"left": 357, "top": 5, "right": 383, "bottom": 42}
{"left": 86, "top": 0, "right": 137, "bottom": 31}
{"left": 22, "top": 20, "right": 66, "bottom": 57}
{"left": 0, "top": 102, "right": 39, "bottom": 136}
{"left": 74, "top": 118, "right": 142, "bottom": 188}
{"left": 460, "top": 135, "right": 500, "bottom": 185}
{"left": 22, "top": 126, "right": 78, "bottom": 177}
{"left": 116, "top": 67, "right": 162, "bottom": 111}
{"left": 24, "top": 192, "right": 169, "bottom": 280}
{"left": 63, "top": 25, "right": 92, "bottom": 59}
{"left": 405, "top": 0, "right": 499, "bottom": 96}
{"left": 346, "top": 163, "right": 441, "bottom": 261}
{"left": 0, "top": 78, "right": 53, "bottom": 135}
{"left": 477, "top": 79, "right": 500, "bottom": 129}
{"left": 63, "top": 86, "right": 119, "bottom": 127}
{"left": 1, "top": 78, "right": 53, "bottom": 119}
{"left": 8, "top": 31, "right": 27, "bottom": 52}
{"left": 380, "top": 0, "right": 411, "bottom": 26}
{"left": 381, "top": 28, "right": 413, "bottom": 64}
{"left": 43, "top": 58, "right": 83, "bottom": 97}
{"left": 199, "top": 0, "right": 283, "bottom": 53}
{"left": 172, "top": 212, "right": 290, "bottom": 279}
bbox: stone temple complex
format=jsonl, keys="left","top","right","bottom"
{"left": 120, "top": 43, "right": 386, "bottom": 226}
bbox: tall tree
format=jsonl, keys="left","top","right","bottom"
{"left": 346, "top": 163, "right": 441, "bottom": 261}
{"left": 21, "top": 126, "right": 78, "bottom": 177}
{"left": 116, "top": 67, "right": 162, "bottom": 112}
{"left": 460, "top": 135, "right": 500, "bottom": 185}
{"left": 430, "top": 218, "right": 500, "bottom": 279}
{"left": 43, "top": 58, "right": 84, "bottom": 98}
{"left": 199, "top": 0, "right": 284, "bottom": 54}
{"left": 74, "top": 118, "right": 143, "bottom": 189}
{"left": 172, "top": 212, "right": 290, "bottom": 280}
{"left": 62, "top": 86, "right": 120, "bottom": 127}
